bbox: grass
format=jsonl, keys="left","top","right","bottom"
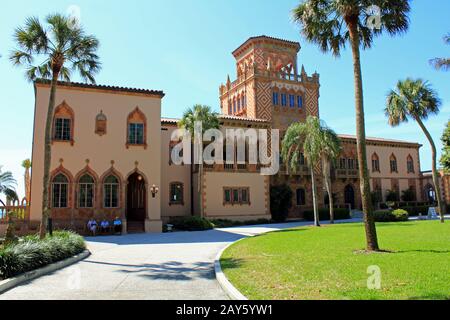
{"left": 221, "top": 221, "right": 450, "bottom": 300}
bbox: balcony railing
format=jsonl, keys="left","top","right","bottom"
{"left": 335, "top": 169, "right": 359, "bottom": 178}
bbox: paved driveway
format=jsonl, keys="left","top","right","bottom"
{"left": 0, "top": 219, "right": 361, "bottom": 300}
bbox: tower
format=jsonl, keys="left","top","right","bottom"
{"left": 219, "top": 35, "right": 320, "bottom": 131}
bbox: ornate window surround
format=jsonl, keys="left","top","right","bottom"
{"left": 126, "top": 107, "right": 147, "bottom": 149}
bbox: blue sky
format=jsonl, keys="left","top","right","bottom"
{"left": 0, "top": 0, "right": 449, "bottom": 198}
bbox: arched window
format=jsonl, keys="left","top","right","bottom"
{"left": 95, "top": 111, "right": 107, "bottom": 136}
{"left": 272, "top": 91, "right": 279, "bottom": 106}
{"left": 78, "top": 174, "right": 95, "bottom": 208}
{"left": 237, "top": 94, "right": 241, "bottom": 111}
{"left": 289, "top": 94, "right": 295, "bottom": 108}
{"left": 372, "top": 153, "right": 380, "bottom": 172}
{"left": 228, "top": 100, "right": 232, "bottom": 114}
{"left": 169, "top": 182, "right": 184, "bottom": 205}
{"left": 242, "top": 94, "right": 246, "bottom": 108}
{"left": 52, "top": 174, "right": 69, "bottom": 208}
{"left": 296, "top": 188, "right": 306, "bottom": 206}
{"left": 233, "top": 97, "right": 237, "bottom": 114}
{"left": 127, "top": 107, "right": 147, "bottom": 148}
{"left": 407, "top": 155, "right": 415, "bottom": 173}
{"left": 281, "top": 92, "right": 287, "bottom": 107}
{"left": 297, "top": 95, "right": 303, "bottom": 108}
{"left": 104, "top": 175, "right": 119, "bottom": 208}
{"left": 390, "top": 154, "right": 398, "bottom": 173}
{"left": 53, "top": 101, "right": 74, "bottom": 144}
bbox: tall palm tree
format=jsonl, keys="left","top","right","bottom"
{"left": 179, "top": 105, "right": 220, "bottom": 217}
{"left": 320, "top": 127, "right": 342, "bottom": 224}
{"left": 430, "top": 33, "right": 450, "bottom": 71}
{"left": 293, "top": 0, "right": 410, "bottom": 251}
{"left": 10, "top": 14, "right": 101, "bottom": 238}
{"left": 386, "top": 78, "right": 445, "bottom": 223}
{"left": 22, "top": 159, "right": 32, "bottom": 201}
{"left": 282, "top": 116, "right": 323, "bottom": 227}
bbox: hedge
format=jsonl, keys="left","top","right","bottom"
{"left": 210, "top": 219, "right": 271, "bottom": 228}
{"left": 0, "top": 231, "right": 86, "bottom": 280}
{"left": 169, "top": 216, "right": 214, "bottom": 231}
{"left": 303, "top": 208, "right": 351, "bottom": 221}
{"left": 373, "top": 209, "right": 409, "bottom": 222}
{"left": 398, "top": 206, "right": 430, "bottom": 217}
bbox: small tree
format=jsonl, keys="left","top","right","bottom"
{"left": 282, "top": 117, "right": 322, "bottom": 226}
{"left": 179, "top": 105, "right": 220, "bottom": 217}
{"left": 270, "top": 184, "right": 293, "bottom": 222}
{"left": 401, "top": 189, "right": 416, "bottom": 202}
{"left": 386, "top": 78, "right": 445, "bottom": 223}
{"left": 385, "top": 190, "right": 399, "bottom": 202}
{"left": 440, "top": 121, "right": 450, "bottom": 173}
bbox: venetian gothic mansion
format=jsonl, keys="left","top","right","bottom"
{"left": 29, "top": 36, "right": 446, "bottom": 233}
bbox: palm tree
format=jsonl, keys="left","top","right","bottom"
{"left": 293, "top": 0, "right": 410, "bottom": 251}
{"left": 10, "top": 14, "right": 101, "bottom": 238}
{"left": 386, "top": 78, "right": 445, "bottom": 223}
{"left": 0, "top": 167, "right": 18, "bottom": 242}
{"left": 22, "top": 159, "right": 32, "bottom": 201}
{"left": 0, "top": 167, "right": 18, "bottom": 203}
{"left": 179, "top": 105, "right": 220, "bottom": 217}
{"left": 430, "top": 34, "right": 450, "bottom": 71}
{"left": 320, "top": 127, "right": 342, "bottom": 224}
{"left": 282, "top": 116, "right": 323, "bottom": 227}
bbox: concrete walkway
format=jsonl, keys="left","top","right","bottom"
{"left": 0, "top": 218, "right": 360, "bottom": 300}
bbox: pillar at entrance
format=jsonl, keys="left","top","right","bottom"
{"left": 145, "top": 219, "right": 163, "bottom": 233}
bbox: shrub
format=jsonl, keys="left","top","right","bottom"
{"left": 392, "top": 209, "right": 409, "bottom": 221}
{"left": 0, "top": 231, "right": 85, "bottom": 280}
{"left": 303, "top": 208, "right": 351, "bottom": 221}
{"left": 270, "top": 184, "right": 293, "bottom": 222}
{"left": 170, "top": 216, "right": 214, "bottom": 231}
{"left": 373, "top": 209, "right": 409, "bottom": 222}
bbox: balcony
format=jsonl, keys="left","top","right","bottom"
{"left": 279, "top": 164, "right": 310, "bottom": 176}
{"left": 335, "top": 169, "right": 359, "bottom": 179}
{"left": 203, "top": 163, "right": 260, "bottom": 173}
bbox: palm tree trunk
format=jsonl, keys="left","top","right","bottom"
{"left": 24, "top": 168, "right": 31, "bottom": 201}
{"left": 190, "top": 142, "right": 194, "bottom": 216}
{"left": 323, "top": 158, "right": 334, "bottom": 223}
{"left": 310, "top": 166, "right": 320, "bottom": 227}
{"left": 39, "top": 73, "right": 59, "bottom": 239}
{"left": 347, "top": 19, "right": 379, "bottom": 251}
{"left": 415, "top": 116, "right": 445, "bottom": 223}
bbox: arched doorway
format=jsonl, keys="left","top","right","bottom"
{"left": 344, "top": 185, "right": 355, "bottom": 209}
{"left": 127, "top": 172, "right": 147, "bottom": 231}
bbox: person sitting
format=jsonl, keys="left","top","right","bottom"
{"left": 100, "top": 219, "right": 110, "bottom": 234}
{"left": 113, "top": 217, "right": 122, "bottom": 234}
{"left": 87, "top": 218, "right": 98, "bottom": 236}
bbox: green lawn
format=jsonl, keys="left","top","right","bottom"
{"left": 221, "top": 221, "right": 450, "bottom": 300}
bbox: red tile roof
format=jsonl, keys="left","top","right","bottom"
{"left": 35, "top": 79, "right": 165, "bottom": 98}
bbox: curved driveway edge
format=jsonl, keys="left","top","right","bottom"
{"left": 0, "top": 250, "right": 91, "bottom": 294}
{"left": 214, "top": 239, "right": 248, "bottom": 300}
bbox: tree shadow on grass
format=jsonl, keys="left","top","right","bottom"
{"left": 409, "top": 293, "right": 450, "bottom": 300}
{"left": 220, "top": 257, "right": 244, "bottom": 271}
{"left": 394, "top": 249, "right": 450, "bottom": 254}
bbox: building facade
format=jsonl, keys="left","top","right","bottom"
{"left": 29, "top": 36, "right": 442, "bottom": 233}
